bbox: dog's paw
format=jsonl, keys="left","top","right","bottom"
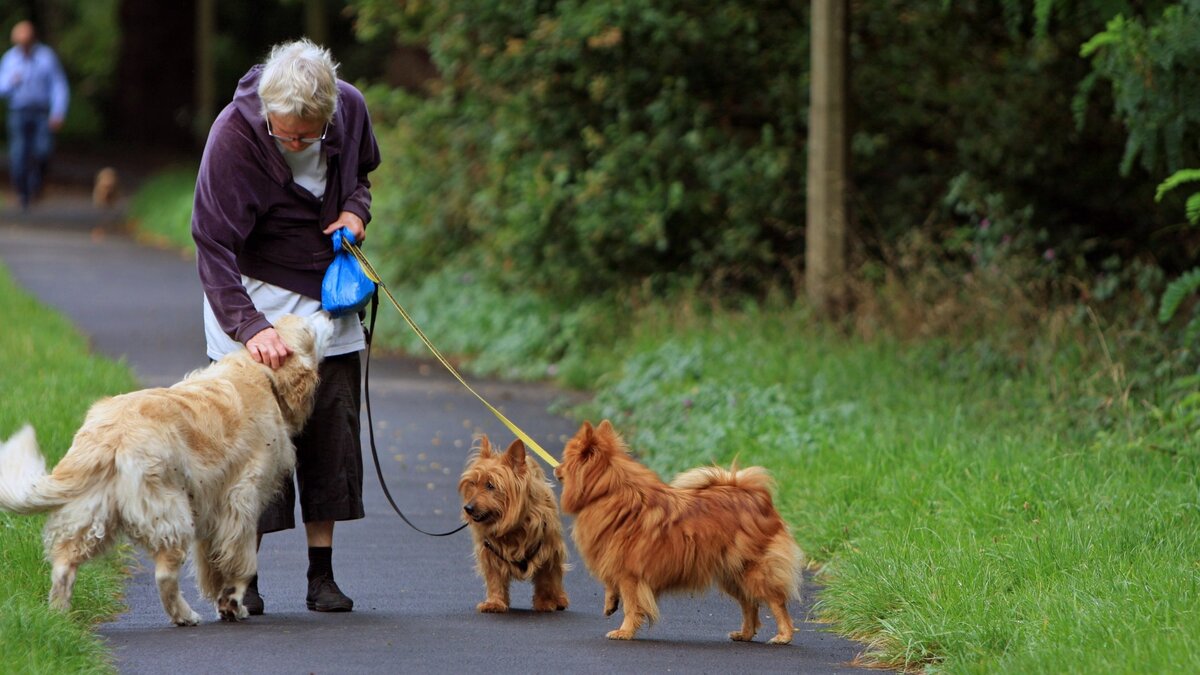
{"left": 173, "top": 610, "right": 201, "bottom": 627}
{"left": 767, "top": 633, "right": 792, "bottom": 645}
{"left": 217, "top": 596, "right": 246, "bottom": 622}
{"left": 606, "top": 629, "right": 635, "bottom": 640}
{"left": 477, "top": 599, "right": 509, "bottom": 613}
{"left": 532, "top": 592, "right": 569, "bottom": 612}
{"left": 729, "top": 630, "right": 755, "bottom": 642}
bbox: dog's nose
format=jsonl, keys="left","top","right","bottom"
{"left": 463, "top": 503, "right": 475, "bottom": 515}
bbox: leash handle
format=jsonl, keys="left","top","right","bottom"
{"left": 364, "top": 292, "right": 467, "bottom": 537}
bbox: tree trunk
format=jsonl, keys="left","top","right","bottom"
{"left": 194, "top": 0, "right": 216, "bottom": 142}
{"left": 305, "top": 0, "right": 329, "bottom": 46}
{"left": 806, "top": 0, "right": 849, "bottom": 316}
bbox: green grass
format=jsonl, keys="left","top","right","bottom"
{"left": 124, "top": 165, "right": 198, "bottom": 253}
{"left": 0, "top": 264, "right": 137, "bottom": 674}
{"left": 577, "top": 303, "right": 1200, "bottom": 673}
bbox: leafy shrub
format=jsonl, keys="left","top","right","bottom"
{"left": 357, "top": 0, "right": 807, "bottom": 297}
{"left": 1081, "top": 2, "right": 1200, "bottom": 176}
{"left": 352, "top": 0, "right": 1171, "bottom": 308}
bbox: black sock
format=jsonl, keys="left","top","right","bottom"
{"left": 247, "top": 574, "right": 259, "bottom": 593}
{"left": 307, "top": 546, "right": 333, "bottom": 581}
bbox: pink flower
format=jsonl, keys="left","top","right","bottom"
{"left": 980, "top": 218, "right": 991, "bottom": 231}
{"left": 1043, "top": 248, "right": 1056, "bottom": 261}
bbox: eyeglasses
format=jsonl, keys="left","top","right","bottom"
{"left": 266, "top": 118, "right": 329, "bottom": 145}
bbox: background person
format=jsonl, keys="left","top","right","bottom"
{"left": 191, "top": 38, "right": 381, "bottom": 615}
{"left": 0, "top": 20, "right": 69, "bottom": 209}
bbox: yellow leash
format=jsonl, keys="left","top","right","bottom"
{"left": 342, "top": 240, "right": 559, "bottom": 469}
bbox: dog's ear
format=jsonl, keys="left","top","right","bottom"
{"left": 593, "top": 419, "right": 622, "bottom": 454}
{"left": 272, "top": 364, "right": 320, "bottom": 432}
{"left": 503, "top": 439, "right": 527, "bottom": 473}
{"left": 577, "top": 420, "right": 600, "bottom": 450}
{"left": 572, "top": 421, "right": 597, "bottom": 459}
{"left": 477, "top": 434, "right": 493, "bottom": 458}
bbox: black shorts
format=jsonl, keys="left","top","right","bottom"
{"left": 258, "top": 352, "right": 366, "bottom": 534}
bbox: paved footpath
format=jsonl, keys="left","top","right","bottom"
{"left": 0, "top": 200, "right": 871, "bottom": 674}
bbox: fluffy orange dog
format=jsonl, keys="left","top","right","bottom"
{"left": 459, "top": 436, "right": 569, "bottom": 613}
{"left": 555, "top": 420, "right": 802, "bottom": 644}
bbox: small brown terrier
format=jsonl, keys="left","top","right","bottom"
{"left": 555, "top": 420, "right": 802, "bottom": 644}
{"left": 459, "top": 436, "right": 569, "bottom": 613}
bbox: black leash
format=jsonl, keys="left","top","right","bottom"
{"left": 363, "top": 291, "right": 467, "bottom": 537}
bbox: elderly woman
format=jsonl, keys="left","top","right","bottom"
{"left": 192, "top": 39, "right": 381, "bottom": 616}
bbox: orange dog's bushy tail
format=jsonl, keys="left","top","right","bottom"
{"left": 669, "top": 464, "right": 775, "bottom": 493}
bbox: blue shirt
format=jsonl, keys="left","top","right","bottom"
{"left": 0, "top": 43, "right": 69, "bottom": 119}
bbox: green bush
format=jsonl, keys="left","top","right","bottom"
{"left": 358, "top": 0, "right": 807, "bottom": 297}
{"left": 1082, "top": 1, "right": 1200, "bottom": 176}
{"left": 352, "top": 1, "right": 1173, "bottom": 304}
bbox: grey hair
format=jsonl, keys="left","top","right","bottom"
{"left": 257, "top": 38, "right": 339, "bottom": 123}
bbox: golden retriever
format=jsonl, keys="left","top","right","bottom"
{"left": 555, "top": 420, "right": 803, "bottom": 643}
{"left": 0, "top": 313, "right": 333, "bottom": 625}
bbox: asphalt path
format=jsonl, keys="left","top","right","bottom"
{"left": 0, "top": 201, "right": 871, "bottom": 674}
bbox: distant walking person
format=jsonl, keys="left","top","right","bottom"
{"left": 0, "top": 20, "right": 68, "bottom": 209}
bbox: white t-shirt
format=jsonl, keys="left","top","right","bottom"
{"left": 279, "top": 138, "right": 327, "bottom": 199}
{"left": 203, "top": 276, "right": 365, "bottom": 361}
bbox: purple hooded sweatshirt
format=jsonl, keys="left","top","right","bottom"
{"left": 192, "top": 64, "right": 382, "bottom": 345}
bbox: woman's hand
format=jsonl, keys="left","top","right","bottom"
{"left": 324, "top": 211, "right": 365, "bottom": 244}
{"left": 246, "top": 327, "right": 292, "bottom": 369}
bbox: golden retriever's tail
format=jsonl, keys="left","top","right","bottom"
{"left": 0, "top": 425, "right": 95, "bottom": 514}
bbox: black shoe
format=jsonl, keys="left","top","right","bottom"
{"left": 306, "top": 576, "right": 353, "bottom": 612}
{"left": 243, "top": 576, "right": 264, "bottom": 616}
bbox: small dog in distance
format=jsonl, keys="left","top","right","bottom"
{"left": 92, "top": 167, "right": 119, "bottom": 208}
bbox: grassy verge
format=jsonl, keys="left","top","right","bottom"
{"left": 574, "top": 303, "right": 1200, "bottom": 673}
{"left": 0, "top": 264, "right": 136, "bottom": 674}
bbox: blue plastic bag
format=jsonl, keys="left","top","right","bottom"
{"left": 321, "top": 228, "right": 376, "bottom": 317}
